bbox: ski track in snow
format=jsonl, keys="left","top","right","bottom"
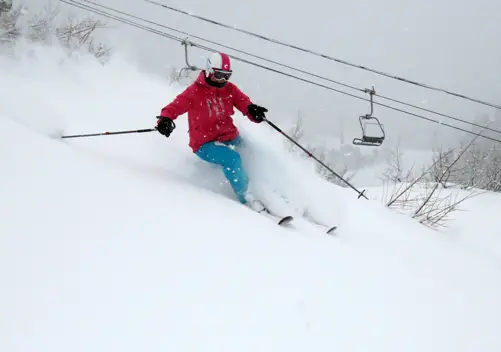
{"left": 1, "top": 42, "right": 501, "bottom": 352}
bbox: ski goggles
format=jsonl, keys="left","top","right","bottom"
{"left": 212, "top": 69, "right": 232, "bottom": 81}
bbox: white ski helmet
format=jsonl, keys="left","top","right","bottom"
{"left": 206, "top": 52, "right": 232, "bottom": 71}
{"left": 205, "top": 52, "right": 232, "bottom": 81}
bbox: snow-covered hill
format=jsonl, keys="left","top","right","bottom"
{"left": 2, "top": 43, "right": 501, "bottom": 352}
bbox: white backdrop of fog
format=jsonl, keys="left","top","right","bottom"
{"left": 18, "top": 0, "right": 501, "bottom": 150}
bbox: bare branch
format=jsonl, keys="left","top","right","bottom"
{"left": 386, "top": 148, "right": 454, "bottom": 207}
{"left": 413, "top": 123, "right": 488, "bottom": 217}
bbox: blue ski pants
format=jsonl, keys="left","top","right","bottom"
{"left": 195, "top": 136, "right": 249, "bottom": 203}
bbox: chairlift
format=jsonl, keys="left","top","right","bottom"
{"left": 178, "top": 38, "right": 199, "bottom": 79}
{"left": 353, "top": 86, "right": 385, "bottom": 147}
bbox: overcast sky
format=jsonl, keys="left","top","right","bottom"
{"left": 19, "top": 0, "right": 501, "bottom": 149}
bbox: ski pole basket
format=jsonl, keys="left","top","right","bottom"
{"left": 353, "top": 87, "right": 385, "bottom": 147}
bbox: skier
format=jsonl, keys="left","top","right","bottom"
{"left": 155, "top": 52, "right": 269, "bottom": 211}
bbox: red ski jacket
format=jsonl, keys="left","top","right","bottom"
{"left": 159, "top": 72, "right": 259, "bottom": 152}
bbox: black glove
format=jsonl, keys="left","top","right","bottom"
{"left": 247, "top": 104, "right": 268, "bottom": 123}
{"left": 156, "top": 116, "right": 176, "bottom": 137}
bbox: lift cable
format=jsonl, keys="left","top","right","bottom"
{"left": 62, "top": 0, "right": 501, "bottom": 145}
{"left": 142, "top": 0, "right": 501, "bottom": 111}
{"left": 75, "top": 0, "right": 501, "bottom": 137}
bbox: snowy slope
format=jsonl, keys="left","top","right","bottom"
{"left": 367, "top": 184, "right": 501, "bottom": 263}
{"left": 2, "top": 43, "right": 501, "bottom": 352}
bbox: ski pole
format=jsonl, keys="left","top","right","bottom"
{"left": 264, "top": 118, "right": 368, "bottom": 200}
{"left": 61, "top": 128, "right": 157, "bottom": 139}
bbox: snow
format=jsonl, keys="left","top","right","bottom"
{"left": 1, "top": 42, "right": 501, "bottom": 352}
{"left": 367, "top": 183, "right": 501, "bottom": 260}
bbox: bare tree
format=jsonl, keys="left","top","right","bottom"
{"left": 0, "top": 4, "right": 22, "bottom": 44}
{"left": 412, "top": 137, "right": 479, "bottom": 225}
{"left": 385, "top": 148, "right": 454, "bottom": 208}
{"left": 25, "top": 5, "right": 59, "bottom": 43}
{"left": 482, "top": 147, "right": 501, "bottom": 191}
{"left": 382, "top": 126, "right": 487, "bottom": 228}
{"left": 0, "top": 0, "right": 13, "bottom": 13}
{"left": 453, "top": 144, "right": 489, "bottom": 190}
{"left": 432, "top": 120, "right": 501, "bottom": 192}
{"left": 413, "top": 186, "right": 482, "bottom": 229}
{"left": 1, "top": 3, "right": 111, "bottom": 62}
{"left": 428, "top": 146, "right": 456, "bottom": 187}
{"left": 405, "top": 125, "right": 487, "bottom": 227}
{"left": 381, "top": 145, "right": 406, "bottom": 183}
{"left": 379, "top": 146, "right": 421, "bottom": 210}
{"left": 55, "top": 15, "right": 111, "bottom": 61}
{"left": 286, "top": 110, "right": 305, "bottom": 152}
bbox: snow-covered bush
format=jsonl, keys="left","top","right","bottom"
{"left": 0, "top": 3, "right": 22, "bottom": 44}
{"left": 0, "top": 2, "right": 111, "bottom": 63}
{"left": 0, "top": 0, "right": 13, "bottom": 13}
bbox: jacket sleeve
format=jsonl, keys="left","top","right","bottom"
{"left": 159, "top": 86, "right": 194, "bottom": 120}
{"left": 231, "top": 84, "right": 259, "bottom": 123}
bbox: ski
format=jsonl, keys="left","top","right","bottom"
{"left": 263, "top": 210, "right": 294, "bottom": 227}
{"left": 260, "top": 208, "right": 335, "bottom": 233}
{"left": 314, "top": 222, "right": 337, "bottom": 235}
{"left": 277, "top": 215, "right": 294, "bottom": 226}
{"left": 245, "top": 203, "right": 336, "bottom": 232}
{"left": 325, "top": 225, "right": 337, "bottom": 235}
{"left": 302, "top": 214, "right": 338, "bottom": 235}
{"left": 304, "top": 220, "right": 337, "bottom": 235}
{"left": 258, "top": 208, "right": 294, "bottom": 227}
{"left": 241, "top": 200, "right": 294, "bottom": 228}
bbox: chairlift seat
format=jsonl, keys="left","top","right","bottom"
{"left": 352, "top": 88, "right": 386, "bottom": 147}
{"left": 353, "top": 136, "right": 384, "bottom": 146}
{"left": 352, "top": 114, "right": 385, "bottom": 146}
